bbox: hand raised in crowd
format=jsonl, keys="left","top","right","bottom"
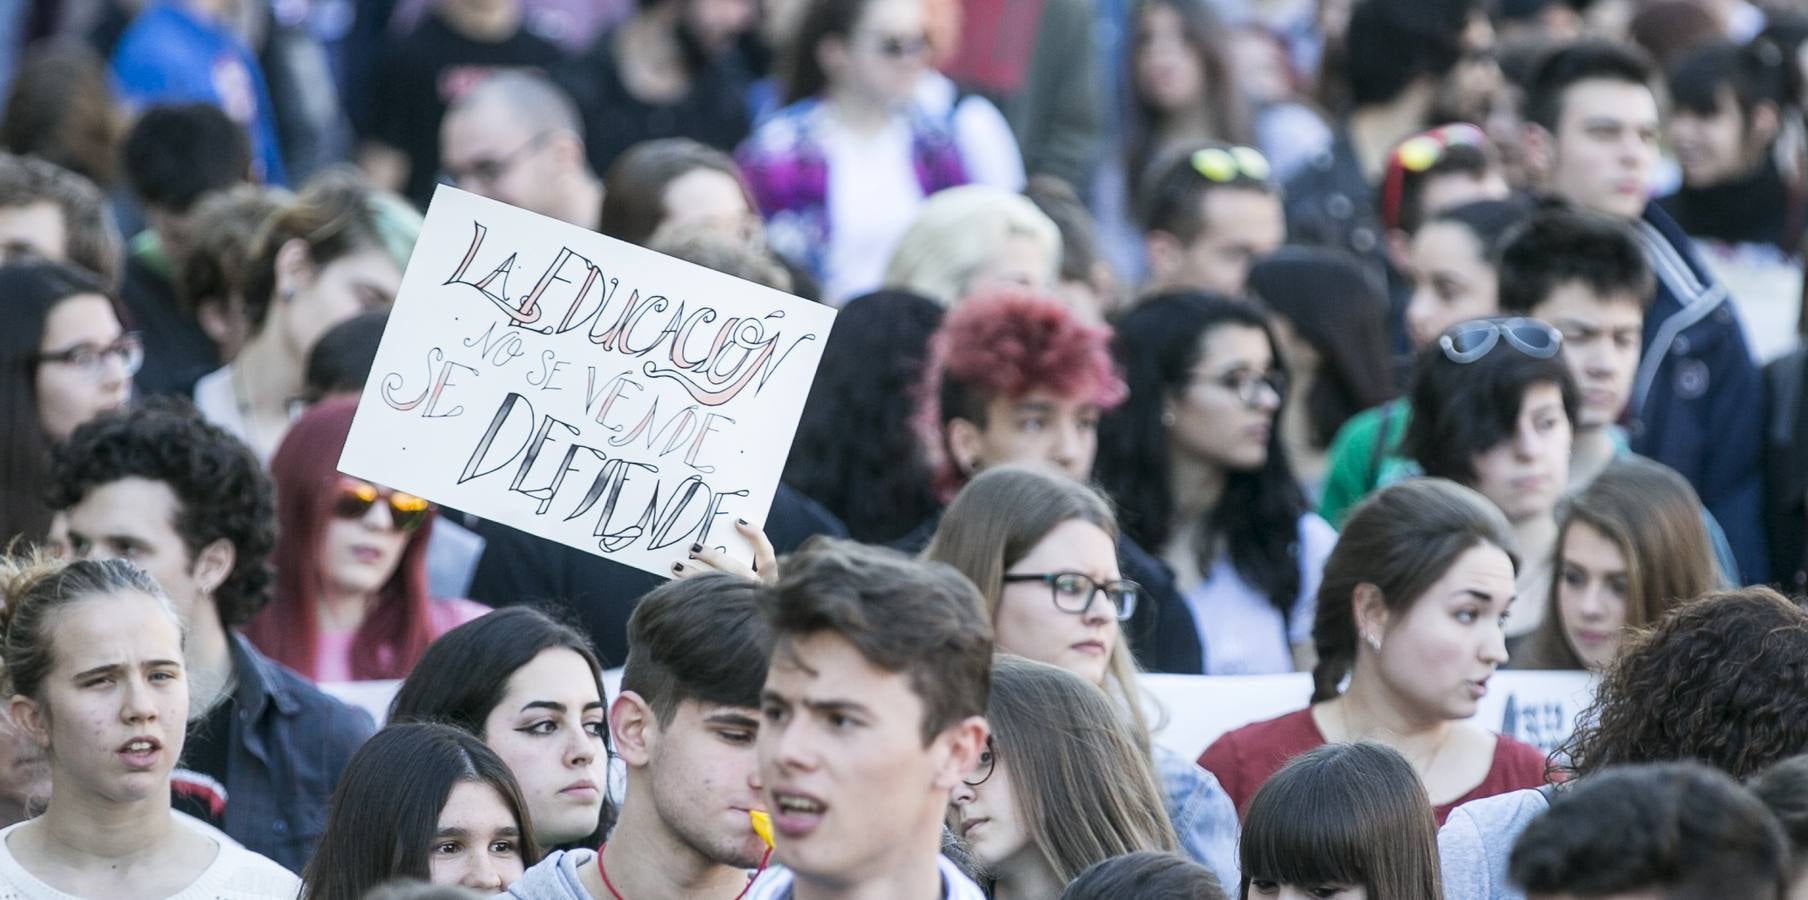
{"left": 671, "top": 518, "right": 778, "bottom": 584}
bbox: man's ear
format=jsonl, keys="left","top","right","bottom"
{"left": 190, "top": 538, "right": 235, "bottom": 598}
{"left": 610, "top": 691, "right": 658, "bottom": 768}
{"left": 1145, "top": 230, "right": 1182, "bottom": 285}
{"left": 945, "top": 417, "right": 986, "bottom": 478}
{"left": 7, "top": 696, "right": 46, "bottom": 750}
{"left": 1520, "top": 122, "right": 1556, "bottom": 187}
{"left": 932, "top": 715, "right": 989, "bottom": 792}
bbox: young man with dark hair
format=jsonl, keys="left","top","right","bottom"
{"left": 1497, "top": 205, "right": 1654, "bottom": 488}
{"left": 47, "top": 399, "right": 374, "bottom": 872}
{"left": 120, "top": 102, "right": 253, "bottom": 396}
{"left": 507, "top": 573, "right": 772, "bottom": 899}
{"left": 1509, "top": 762, "right": 1790, "bottom": 900}
{"left": 0, "top": 152, "right": 121, "bottom": 289}
{"left": 1141, "top": 144, "right": 1284, "bottom": 297}
{"left": 1522, "top": 39, "right": 1767, "bottom": 584}
{"left": 745, "top": 538, "right": 991, "bottom": 900}
{"left": 1285, "top": 0, "right": 1480, "bottom": 266}
{"left": 1659, "top": 38, "right": 1802, "bottom": 253}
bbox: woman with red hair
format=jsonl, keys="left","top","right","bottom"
{"left": 248, "top": 396, "right": 487, "bottom": 682}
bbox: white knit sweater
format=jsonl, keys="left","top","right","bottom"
{"left": 0, "top": 819, "right": 300, "bottom": 899}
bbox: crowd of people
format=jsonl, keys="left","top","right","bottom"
{"left": 2, "top": 0, "right": 1808, "bottom": 897}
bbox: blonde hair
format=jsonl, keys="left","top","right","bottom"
{"left": 0, "top": 547, "right": 179, "bottom": 701}
{"left": 883, "top": 186, "right": 1061, "bottom": 306}
{"left": 923, "top": 466, "right": 1154, "bottom": 753}
{"left": 985, "top": 655, "right": 1177, "bottom": 883}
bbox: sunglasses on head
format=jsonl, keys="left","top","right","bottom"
{"left": 333, "top": 479, "right": 431, "bottom": 531}
{"left": 1189, "top": 146, "right": 1271, "bottom": 185}
{"left": 1438, "top": 317, "right": 1563, "bottom": 365}
{"left": 1380, "top": 122, "right": 1489, "bottom": 231}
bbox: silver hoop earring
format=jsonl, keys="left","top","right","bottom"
{"left": 1160, "top": 409, "right": 1176, "bottom": 428}
{"left": 1365, "top": 633, "right": 1382, "bottom": 653}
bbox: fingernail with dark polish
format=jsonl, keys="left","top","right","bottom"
{"left": 690, "top": 543, "right": 702, "bottom": 554}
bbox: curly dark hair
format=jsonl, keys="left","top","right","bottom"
{"left": 1093, "top": 291, "right": 1307, "bottom": 625}
{"left": 781, "top": 290, "right": 944, "bottom": 544}
{"left": 1557, "top": 587, "right": 1808, "bottom": 781}
{"left": 47, "top": 397, "right": 276, "bottom": 627}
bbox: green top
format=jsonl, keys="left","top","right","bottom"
{"left": 1318, "top": 398, "right": 1417, "bottom": 527}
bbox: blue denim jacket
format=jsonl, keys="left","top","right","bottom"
{"left": 1154, "top": 745, "right": 1241, "bottom": 892}
{"left": 222, "top": 633, "right": 374, "bottom": 872}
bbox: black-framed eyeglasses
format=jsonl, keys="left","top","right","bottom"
{"left": 1190, "top": 145, "right": 1271, "bottom": 184}
{"left": 1001, "top": 572, "right": 1139, "bottom": 621}
{"left": 441, "top": 131, "right": 552, "bottom": 187}
{"left": 33, "top": 332, "right": 144, "bottom": 378}
{"left": 964, "top": 737, "right": 996, "bottom": 787}
{"left": 1439, "top": 317, "right": 1562, "bottom": 365}
{"left": 1191, "top": 367, "right": 1287, "bottom": 408}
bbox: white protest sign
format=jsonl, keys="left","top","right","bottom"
{"left": 340, "top": 186, "right": 837, "bottom": 578}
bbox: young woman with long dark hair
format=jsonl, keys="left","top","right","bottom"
{"left": 1093, "top": 291, "right": 1333, "bottom": 675}
{"left": 389, "top": 606, "right": 614, "bottom": 851}
{"left": 1246, "top": 246, "right": 1395, "bottom": 498}
{"left": 0, "top": 261, "right": 135, "bottom": 546}
{"left": 1200, "top": 478, "right": 1547, "bottom": 826}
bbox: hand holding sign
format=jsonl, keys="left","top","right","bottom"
{"left": 340, "top": 187, "right": 836, "bottom": 578}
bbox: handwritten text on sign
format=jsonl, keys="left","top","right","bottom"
{"left": 340, "top": 187, "right": 836, "bottom": 578}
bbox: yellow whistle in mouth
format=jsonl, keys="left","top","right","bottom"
{"left": 749, "top": 809, "right": 774, "bottom": 849}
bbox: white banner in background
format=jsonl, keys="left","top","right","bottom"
{"left": 340, "top": 186, "right": 837, "bottom": 578}
{"left": 1142, "top": 670, "right": 1597, "bottom": 760}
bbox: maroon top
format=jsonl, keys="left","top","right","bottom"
{"left": 1197, "top": 707, "right": 1549, "bottom": 827}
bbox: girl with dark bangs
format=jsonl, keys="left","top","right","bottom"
{"left": 1239, "top": 743, "right": 1442, "bottom": 900}
{"left": 246, "top": 395, "right": 487, "bottom": 682}
{"left": 303, "top": 723, "right": 542, "bottom": 898}
{"left": 1093, "top": 292, "right": 1333, "bottom": 676}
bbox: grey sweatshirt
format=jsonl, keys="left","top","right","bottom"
{"left": 500, "top": 849, "right": 597, "bottom": 900}
{"left": 1437, "top": 788, "right": 1551, "bottom": 900}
